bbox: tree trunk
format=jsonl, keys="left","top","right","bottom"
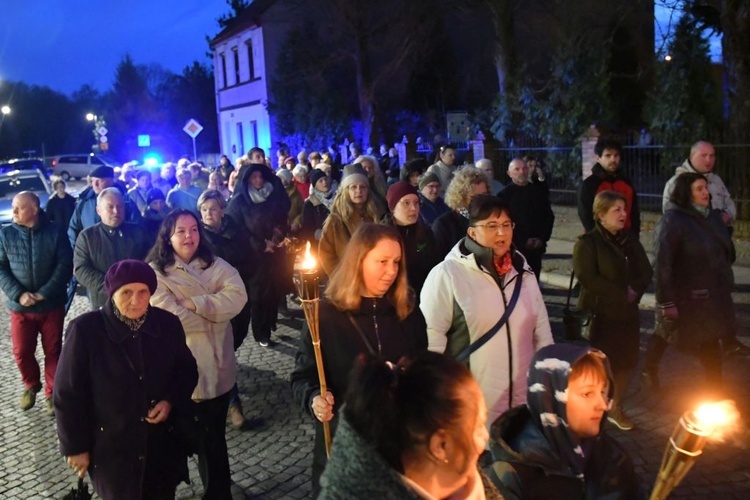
{"left": 486, "top": 0, "right": 517, "bottom": 95}
{"left": 354, "top": 27, "right": 377, "bottom": 150}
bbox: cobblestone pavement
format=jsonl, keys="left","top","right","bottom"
{"left": 1, "top": 205, "right": 749, "bottom": 498}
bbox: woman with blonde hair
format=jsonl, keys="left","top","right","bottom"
{"left": 354, "top": 154, "right": 389, "bottom": 216}
{"left": 432, "top": 166, "right": 490, "bottom": 258}
{"left": 292, "top": 223, "right": 427, "bottom": 495}
{"left": 318, "top": 164, "right": 381, "bottom": 276}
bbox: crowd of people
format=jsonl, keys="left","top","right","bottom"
{"left": 0, "top": 137, "right": 743, "bottom": 499}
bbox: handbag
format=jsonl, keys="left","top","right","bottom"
{"left": 455, "top": 269, "right": 523, "bottom": 362}
{"left": 562, "top": 271, "right": 595, "bottom": 341}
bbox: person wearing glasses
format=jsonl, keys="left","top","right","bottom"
{"left": 421, "top": 195, "right": 553, "bottom": 426}
{"left": 497, "top": 158, "right": 554, "bottom": 280}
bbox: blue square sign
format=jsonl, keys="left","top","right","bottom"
{"left": 138, "top": 134, "right": 151, "bottom": 147}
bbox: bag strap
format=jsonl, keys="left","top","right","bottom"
{"left": 347, "top": 314, "right": 377, "bottom": 356}
{"left": 565, "top": 270, "right": 575, "bottom": 309}
{"left": 456, "top": 270, "right": 523, "bottom": 362}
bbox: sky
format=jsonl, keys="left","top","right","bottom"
{"left": 654, "top": 2, "right": 722, "bottom": 61}
{"left": 0, "top": 1, "right": 722, "bottom": 97}
{"left": 0, "top": 0, "right": 230, "bottom": 95}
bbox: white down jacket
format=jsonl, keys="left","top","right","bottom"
{"left": 150, "top": 256, "right": 247, "bottom": 400}
{"left": 420, "top": 239, "right": 553, "bottom": 425}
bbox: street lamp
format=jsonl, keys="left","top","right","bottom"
{"left": 1, "top": 105, "right": 10, "bottom": 116}
{"left": 86, "top": 112, "right": 96, "bottom": 122}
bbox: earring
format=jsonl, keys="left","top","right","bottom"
{"left": 444, "top": 458, "right": 449, "bottom": 464}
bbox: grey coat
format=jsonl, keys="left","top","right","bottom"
{"left": 73, "top": 222, "right": 151, "bottom": 309}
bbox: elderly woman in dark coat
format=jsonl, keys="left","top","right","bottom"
{"left": 54, "top": 260, "right": 198, "bottom": 500}
{"left": 226, "top": 163, "right": 290, "bottom": 346}
{"left": 573, "top": 191, "right": 652, "bottom": 431}
{"left": 643, "top": 172, "right": 734, "bottom": 392}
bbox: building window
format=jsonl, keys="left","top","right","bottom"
{"left": 246, "top": 39, "right": 255, "bottom": 80}
{"left": 220, "top": 53, "right": 227, "bottom": 88}
{"left": 236, "top": 122, "right": 245, "bottom": 156}
{"left": 233, "top": 47, "right": 240, "bottom": 84}
{"left": 250, "top": 120, "right": 258, "bottom": 148}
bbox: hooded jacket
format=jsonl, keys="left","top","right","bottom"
{"left": 662, "top": 159, "right": 736, "bottom": 222}
{"left": 578, "top": 164, "right": 640, "bottom": 236}
{"left": 420, "top": 237, "right": 553, "bottom": 425}
{"left": 488, "top": 344, "right": 641, "bottom": 500}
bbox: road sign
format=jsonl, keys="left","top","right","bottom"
{"left": 138, "top": 134, "right": 151, "bottom": 147}
{"left": 97, "top": 126, "right": 108, "bottom": 136}
{"left": 183, "top": 119, "right": 203, "bottom": 138}
{"left": 100, "top": 142, "right": 109, "bottom": 151}
{"left": 99, "top": 135, "right": 108, "bottom": 143}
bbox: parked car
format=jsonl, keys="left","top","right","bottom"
{"left": 51, "top": 153, "right": 118, "bottom": 181}
{"left": 0, "top": 169, "right": 53, "bottom": 226}
{"left": 0, "top": 158, "right": 48, "bottom": 175}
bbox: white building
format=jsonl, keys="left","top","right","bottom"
{"left": 209, "top": 0, "right": 291, "bottom": 160}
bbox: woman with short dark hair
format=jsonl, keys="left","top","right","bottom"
{"left": 643, "top": 172, "right": 734, "bottom": 393}
{"left": 422, "top": 195, "right": 553, "bottom": 427}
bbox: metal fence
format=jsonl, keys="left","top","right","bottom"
{"left": 491, "top": 144, "right": 750, "bottom": 217}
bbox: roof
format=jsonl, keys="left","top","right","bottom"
{"left": 209, "top": 0, "right": 277, "bottom": 48}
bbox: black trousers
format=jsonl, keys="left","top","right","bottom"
{"left": 193, "top": 391, "right": 232, "bottom": 500}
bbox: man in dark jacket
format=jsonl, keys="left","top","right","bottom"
{"left": 577, "top": 137, "right": 640, "bottom": 235}
{"left": 0, "top": 192, "right": 72, "bottom": 414}
{"left": 499, "top": 158, "right": 555, "bottom": 279}
{"left": 67, "top": 165, "right": 142, "bottom": 248}
{"left": 74, "top": 188, "right": 150, "bottom": 310}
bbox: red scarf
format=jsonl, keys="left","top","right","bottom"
{"left": 493, "top": 252, "right": 513, "bottom": 276}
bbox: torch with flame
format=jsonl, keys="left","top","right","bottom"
{"left": 650, "top": 400, "right": 739, "bottom": 499}
{"left": 293, "top": 242, "right": 332, "bottom": 457}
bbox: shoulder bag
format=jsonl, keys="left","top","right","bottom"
{"left": 455, "top": 270, "right": 523, "bottom": 362}
{"left": 562, "top": 271, "right": 595, "bottom": 341}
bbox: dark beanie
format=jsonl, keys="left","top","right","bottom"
{"left": 147, "top": 188, "right": 166, "bottom": 205}
{"left": 418, "top": 172, "right": 441, "bottom": 190}
{"left": 105, "top": 259, "right": 158, "bottom": 296}
{"left": 387, "top": 181, "right": 418, "bottom": 212}
{"left": 91, "top": 166, "right": 115, "bottom": 179}
{"left": 309, "top": 168, "right": 327, "bottom": 188}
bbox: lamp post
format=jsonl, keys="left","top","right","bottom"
{"left": 0, "top": 105, "right": 10, "bottom": 138}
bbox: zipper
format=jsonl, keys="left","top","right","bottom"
{"left": 371, "top": 299, "right": 382, "bottom": 355}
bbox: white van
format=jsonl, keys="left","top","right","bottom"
{"left": 51, "top": 154, "right": 117, "bottom": 180}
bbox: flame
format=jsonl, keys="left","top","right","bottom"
{"left": 300, "top": 241, "right": 317, "bottom": 270}
{"left": 693, "top": 400, "right": 740, "bottom": 441}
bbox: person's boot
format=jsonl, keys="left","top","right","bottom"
{"left": 20, "top": 383, "right": 42, "bottom": 411}
{"left": 228, "top": 404, "right": 246, "bottom": 429}
{"left": 607, "top": 405, "right": 635, "bottom": 431}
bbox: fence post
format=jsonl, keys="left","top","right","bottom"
{"left": 580, "top": 125, "right": 601, "bottom": 179}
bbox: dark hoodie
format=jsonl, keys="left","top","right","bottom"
{"left": 226, "top": 163, "right": 291, "bottom": 253}
{"left": 488, "top": 343, "right": 641, "bottom": 500}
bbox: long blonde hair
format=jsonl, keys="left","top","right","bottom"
{"left": 327, "top": 177, "right": 380, "bottom": 223}
{"left": 325, "top": 223, "right": 414, "bottom": 320}
{"left": 355, "top": 154, "right": 388, "bottom": 200}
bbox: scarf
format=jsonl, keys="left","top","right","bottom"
{"left": 248, "top": 182, "right": 274, "bottom": 204}
{"left": 312, "top": 187, "right": 335, "bottom": 211}
{"left": 596, "top": 222, "right": 628, "bottom": 248}
{"left": 691, "top": 203, "right": 710, "bottom": 217}
{"left": 112, "top": 298, "right": 148, "bottom": 332}
{"left": 492, "top": 252, "right": 514, "bottom": 276}
{"left": 456, "top": 206, "right": 470, "bottom": 219}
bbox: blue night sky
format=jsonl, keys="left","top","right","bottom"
{"left": 0, "top": 0, "right": 229, "bottom": 95}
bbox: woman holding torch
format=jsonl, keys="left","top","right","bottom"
{"left": 291, "top": 223, "right": 427, "bottom": 496}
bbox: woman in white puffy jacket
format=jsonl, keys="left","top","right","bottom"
{"left": 420, "top": 195, "right": 553, "bottom": 426}
{"left": 147, "top": 209, "right": 247, "bottom": 500}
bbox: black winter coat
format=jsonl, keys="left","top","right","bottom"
{"left": 300, "top": 194, "right": 331, "bottom": 245}
{"left": 291, "top": 297, "right": 427, "bottom": 493}
{"left": 489, "top": 406, "right": 641, "bottom": 500}
{"left": 498, "top": 182, "right": 555, "bottom": 250}
{"left": 0, "top": 213, "right": 72, "bottom": 313}
{"left": 655, "top": 204, "right": 735, "bottom": 348}
{"left": 382, "top": 214, "right": 440, "bottom": 297}
{"left": 54, "top": 301, "right": 198, "bottom": 500}
{"left": 432, "top": 209, "right": 469, "bottom": 259}
{"left": 45, "top": 193, "right": 76, "bottom": 228}
{"left": 73, "top": 222, "right": 151, "bottom": 309}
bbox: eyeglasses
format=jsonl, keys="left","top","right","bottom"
{"left": 472, "top": 222, "right": 515, "bottom": 233}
